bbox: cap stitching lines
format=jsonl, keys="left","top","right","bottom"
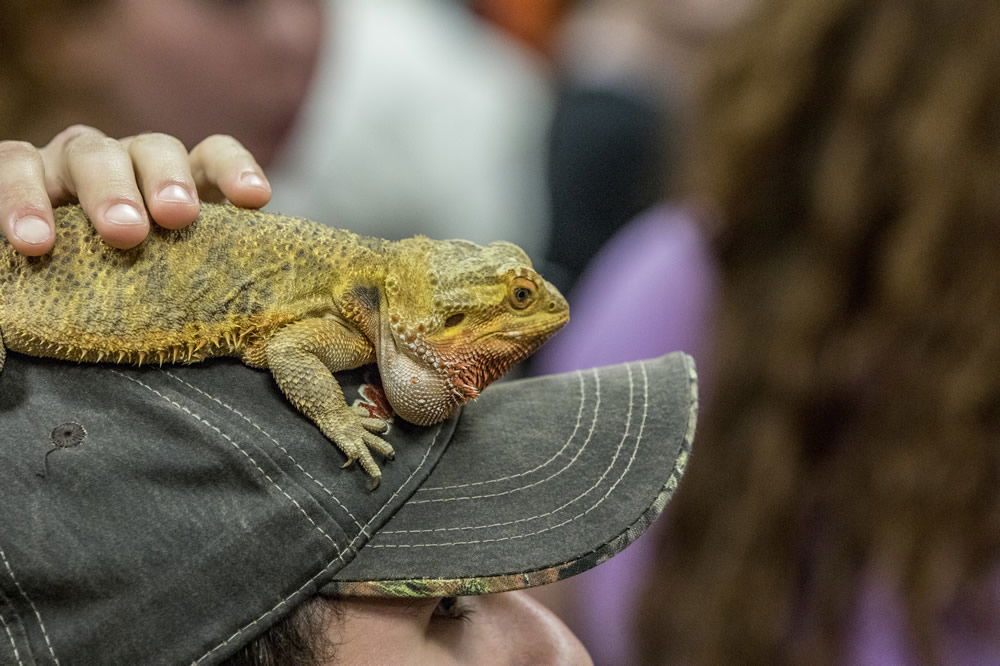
{"left": 332, "top": 359, "right": 690, "bottom": 596}
{"left": 416, "top": 369, "right": 589, "bottom": 493}
{"left": 111, "top": 371, "right": 340, "bottom": 551}
{"left": 370, "top": 362, "right": 649, "bottom": 547}
{"left": 195, "top": 425, "right": 442, "bottom": 664}
{"left": 405, "top": 369, "right": 600, "bottom": 505}
{"left": 372, "top": 362, "right": 647, "bottom": 546}
{"left": 161, "top": 371, "right": 365, "bottom": 534}
{"left": 0, "top": 544, "right": 58, "bottom": 664}
{"left": 1, "top": 604, "right": 24, "bottom": 666}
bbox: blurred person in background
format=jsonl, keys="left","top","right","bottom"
{"left": 527, "top": 1, "right": 751, "bottom": 662}
{"left": 471, "top": 0, "right": 573, "bottom": 59}
{"left": 271, "top": 0, "right": 556, "bottom": 260}
{"left": 0, "top": 0, "right": 555, "bottom": 259}
{"left": 0, "top": 0, "right": 323, "bottom": 170}
{"left": 0, "top": 0, "right": 320, "bottom": 254}
{"left": 639, "top": 0, "right": 1000, "bottom": 663}
{"left": 541, "top": 0, "right": 753, "bottom": 293}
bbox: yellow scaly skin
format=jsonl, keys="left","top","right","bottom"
{"left": 0, "top": 204, "right": 569, "bottom": 487}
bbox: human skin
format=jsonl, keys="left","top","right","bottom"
{"left": 0, "top": 125, "right": 271, "bottom": 254}
{"left": 331, "top": 593, "right": 591, "bottom": 665}
{"left": 16, "top": 0, "right": 324, "bottom": 168}
{"left": 0, "top": 126, "right": 593, "bottom": 663}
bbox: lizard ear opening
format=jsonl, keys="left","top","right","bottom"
{"left": 444, "top": 313, "right": 465, "bottom": 328}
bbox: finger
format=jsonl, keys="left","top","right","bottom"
{"left": 189, "top": 135, "right": 271, "bottom": 208}
{"left": 0, "top": 140, "right": 56, "bottom": 255}
{"left": 122, "top": 133, "right": 200, "bottom": 229}
{"left": 55, "top": 131, "right": 150, "bottom": 249}
{"left": 36, "top": 124, "right": 102, "bottom": 204}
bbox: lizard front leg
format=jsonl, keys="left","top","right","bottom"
{"left": 262, "top": 317, "right": 394, "bottom": 488}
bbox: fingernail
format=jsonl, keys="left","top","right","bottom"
{"left": 157, "top": 184, "right": 196, "bottom": 204}
{"left": 239, "top": 170, "right": 269, "bottom": 190}
{"left": 105, "top": 202, "right": 144, "bottom": 226}
{"left": 13, "top": 215, "right": 51, "bottom": 245}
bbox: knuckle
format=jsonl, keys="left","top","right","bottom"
{"left": 64, "top": 133, "right": 122, "bottom": 159}
{"left": 52, "top": 124, "right": 103, "bottom": 151}
{"left": 130, "top": 131, "right": 186, "bottom": 152}
{"left": 0, "top": 140, "right": 40, "bottom": 162}
{"left": 199, "top": 134, "right": 246, "bottom": 155}
{"left": 61, "top": 123, "right": 100, "bottom": 137}
{"left": 205, "top": 133, "right": 238, "bottom": 145}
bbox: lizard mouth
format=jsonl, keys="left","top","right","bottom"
{"left": 373, "top": 305, "right": 568, "bottom": 426}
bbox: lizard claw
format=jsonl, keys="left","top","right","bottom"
{"left": 318, "top": 409, "right": 393, "bottom": 488}
{"left": 362, "top": 431, "right": 395, "bottom": 460}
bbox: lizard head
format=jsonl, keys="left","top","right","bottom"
{"left": 374, "top": 238, "right": 569, "bottom": 425}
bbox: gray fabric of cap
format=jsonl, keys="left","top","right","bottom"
{"left": 0, "top": 352, "right": 696, "bottom": 665}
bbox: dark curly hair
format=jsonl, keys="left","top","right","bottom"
{"left": 639, "top": 0, "right": 1000, "bottom": 662}
{"left": 221, "top": 596, "right": 340, "bottom": 666}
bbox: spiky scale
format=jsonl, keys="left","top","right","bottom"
{"left": 0, "top": 203, "right": 569, "bottom": 484}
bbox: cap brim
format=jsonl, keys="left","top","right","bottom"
{"left": 328, "top": 352, "right": 697, "bottom": 597}
{"left": 0, "top": 352, "right": 695, "bottom": 664}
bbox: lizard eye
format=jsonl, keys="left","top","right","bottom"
{"left": 444, "top": 313, "right": 465, "bottom": 328}
{"left": 509, "top": 278, "right": 537, "bottom": 310}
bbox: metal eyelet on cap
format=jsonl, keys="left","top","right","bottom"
{"left": 37, "top": 422, "right": 87, "bottom": 478}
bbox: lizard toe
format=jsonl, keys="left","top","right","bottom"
{"left": 361, "top": 431, "right": 395, "bottom": 459}
{"left": 356, "top": 450, "right": 382, "bottom": 485}
{"left": 358, "top": 416, "right": 390, "bottom": 434}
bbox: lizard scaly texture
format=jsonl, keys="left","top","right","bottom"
{"left": 0, "top": 204, "right": 569, "bottom": 487}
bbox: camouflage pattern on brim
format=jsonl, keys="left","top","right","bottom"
{"left": 327, "top": 358, "right": 697, "bottom": 598}
{"left": 0, "top": 351, "right": 696, "bottom": 664}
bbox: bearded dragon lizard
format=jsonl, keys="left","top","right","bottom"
{"left": 0, "top": 204, "right": 568, "bottom": 487}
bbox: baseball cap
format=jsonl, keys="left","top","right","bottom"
{"left": 0, "top": 351, "right": 696, "bottom": 664}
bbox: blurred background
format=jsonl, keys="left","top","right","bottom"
{"left": 3, "top": 0, "right": 998, "bottom": 663}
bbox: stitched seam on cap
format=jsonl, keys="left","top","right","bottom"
{"left": 328, "top": 359, "right": 690, "bottom": 595}
{"left": 406, "top": 369, "right": 601, "bottom": 505}
{"left": 195, "top": 425, "right": 442, "bottom": 664}
{"left": 162, "top": 371, "right": 366, "bottom": 534}
{"left": 0, "top": 544, "right": 58, "bottom": 664}
{"left": 371, "top": 362, "right": 647, "bottom": 546}
{"left": 417, "top": 369, "right": 589, "bottom": 492}
{"left": 113, "top": 371, "right": 340, "bottom": 550}
{"left": 0, "top": 607, "right": 23, "bottom": 666}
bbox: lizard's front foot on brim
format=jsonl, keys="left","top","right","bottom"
{"left": 321, "top": 411, "right": 395, "bottom": 490}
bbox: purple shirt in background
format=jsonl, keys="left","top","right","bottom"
{"left": 534, "top": 206, "right": 1000, "bottom": 665}
{"left": 536, "top": 205, "right": 716, "bottom": 376}
{"left": 534, "top": 205, "right": 717, "bottom": 665}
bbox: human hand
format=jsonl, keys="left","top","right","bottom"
{"left": 0, "top": 125, "right": 271, "bottom": 256}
